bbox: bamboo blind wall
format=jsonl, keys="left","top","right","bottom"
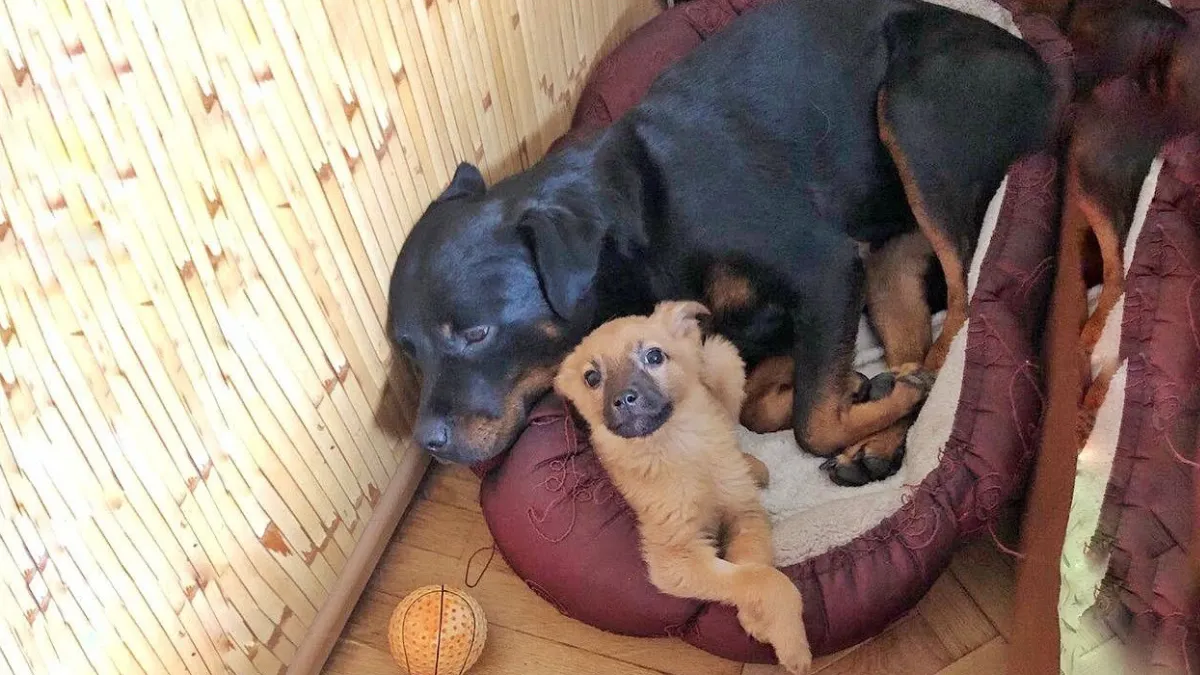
{"left": 0, "top": 0, "right": 659, "bottom": 672}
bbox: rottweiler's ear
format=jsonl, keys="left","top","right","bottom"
{"left": 519, "top": 206, "right": 602, "bottom": 321}
{"left": 435, "top": 162, "right": 486, "bottom": 202}
{"left": 655, "top": 301, "right": 712, "bottom": 339}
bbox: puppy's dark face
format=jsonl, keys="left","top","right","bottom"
{"left": 388, "top": 162, "right": 602, "bottom": 464}
{"left": 556, "top": 302, "right": 709, "bottom": 441}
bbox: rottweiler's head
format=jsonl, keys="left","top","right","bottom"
{"left": 555, "top": 301, "right": 710, "bottom": 440}
{"left": 388, "top": 162, "right": 606, "bottom": 464}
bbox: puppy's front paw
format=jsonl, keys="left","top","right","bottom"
{"left": 774, "top": 638, "right": 813, "bottom": 675}
{"left": 736, "top": 601, "right": 772, "bottom": 644}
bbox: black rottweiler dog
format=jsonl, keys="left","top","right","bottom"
{"left": 388, "top": 0, "right": 1055, "bottom": 485}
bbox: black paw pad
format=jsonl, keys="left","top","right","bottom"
{"left": 862, "top": 453, "right": 897, "bottom": 480}
{"left": 898, "top": 370, "right": 937, "bottom": 398}
{"left": 828, "top": 449, "right": 871, "bottom": 486}
{"left": 867, "top": 372, "right": 896, "bottom": 401}
{"left": 826, "top": 443, "right": 908, "bottom": 486}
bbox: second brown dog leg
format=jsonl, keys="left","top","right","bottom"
{"left": 877, "top": 89, "right": 972, "bottom": 374}
{"left": 1072, "top": 170, "right": 1125, "bottom": 356}
{"left": 866, "top": 232, "right": 933, "bottom": 371}
{"left": 797, "top": 367, "right": 930, "bottom": 456}
{"left": 743, "top": 357, "right": 929, "bottom": 460}
{"left": 824, "top": 233, "right": 937, "bottom": 485}
{"left": 742, "top": 356, "right": 799, "bottom": 433}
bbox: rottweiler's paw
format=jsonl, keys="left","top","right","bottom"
{"left": 824, "top": 422, "right": 909, "bottom": 487}
{"left": 861, "top": 450, "right": 899, "bottom": 480}
{"left": 866, "top": 371, "right": 897, "bottom": 401}
{"left": 775, "top": 641, "right": 813, "bottom": 675}
{"left": 893, "top": 363, "right": 936, "bottom": 400}
{"left": 849, "top": 371, "right": 871, "bottom": 404}
{"left": 865, "top": 364, "right": 935, "bottom": 406}
{"left": 827, "top": 448, "right": 870, "bottom": 487}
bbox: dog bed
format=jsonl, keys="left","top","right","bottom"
{"left": 474, "top": 0, "right": 1071, "bottom": 663}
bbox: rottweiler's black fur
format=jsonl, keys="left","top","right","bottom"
{"left": 388, "top": 0, "right": 1055, "bottom": 484}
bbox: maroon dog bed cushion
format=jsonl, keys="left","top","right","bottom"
{"left": 476, "top": 0, "right": 1070, "bottom": 663}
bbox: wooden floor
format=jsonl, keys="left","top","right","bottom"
{"left": 324, "top": 463, "right": 1022, "bottom": 675}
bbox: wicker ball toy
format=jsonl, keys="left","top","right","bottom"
{"left": 387, "top": 585, "right": 488, "bottom": 675}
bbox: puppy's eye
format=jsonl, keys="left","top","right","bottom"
{"left": 644, "top": 348, "right": 665, "bottom": 366}
{"left": 584, "top": 369, "right": 602, "bottom": 389}
{"left": 461, "top": 326, "right": 490, "bottom": 345}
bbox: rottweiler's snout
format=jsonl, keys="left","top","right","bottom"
{"left": 414, "top": 416, "right": 474, "bottom": 464}
{"left": 604, "top": 376, "right": 672, "bottom": 439}
{"left": 415, "top": 416, "right": 451, "bottom": 454}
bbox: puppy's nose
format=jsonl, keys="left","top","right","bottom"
{"left": 613, "top": 389, "right": 640, "bottom": 408}
{"left": 416, "top": 417, "right": 450, "bottom": 453}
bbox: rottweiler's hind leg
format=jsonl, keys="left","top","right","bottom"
{"left": 877, "top": 91, "right": 972, "bottom": 374}
{"left": 876, "top": 21, "right": 1053, "bottom": 370}
{"left": 791, "top": 252, "right": 933, "bottom": 458}
{"left": 824, "top": 232, "right": 936, "bottom": 486}
{"left": 743, "top": 357, "right": 874, "bottom": 434}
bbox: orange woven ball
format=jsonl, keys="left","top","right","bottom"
{"left": 388, "top": 585, "right": 487, "bottom": 675}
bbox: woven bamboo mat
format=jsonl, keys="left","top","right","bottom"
{"left": 0, "top": 0, "right": 658, "bottom": 672}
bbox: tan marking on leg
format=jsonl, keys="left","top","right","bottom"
{"left": 800, "top": 371, "right": 927, "bottom": 456}
{"left": 865, "top": 232, "right": 934, "bottom": 369}
{"left": 1070, "top": 169, "right": 1124, "bottom": 356}
{"left": 835, "top": 418, "right": 911, "bottom": 472}
{"left": 741, "top": 356, "right": 795, "bottom": 433}
{"left": 1077, "top": 361, "right": 1117, "bottom": 447}
{"left": 878, "top": 90, "right": 969, "bottom": 373}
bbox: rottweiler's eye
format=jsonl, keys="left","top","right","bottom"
{"left": 462, "top": 326, "right": 490, "bottom": 345}
{"left": 397, "top": 336, "right": 415, "bottom": 355}
{"left": 644, "top": 348, "right": 666, "bottom": 366}
{"left": 584, "top": 369, "right": 602, "bottom": 389}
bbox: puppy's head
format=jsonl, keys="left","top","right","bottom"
{"left": 556, "top": 301, "right": 711, "bottom": 439}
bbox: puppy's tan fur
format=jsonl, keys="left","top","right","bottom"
{"left": 555, "top": 301, "right": 811, "bottom": 674}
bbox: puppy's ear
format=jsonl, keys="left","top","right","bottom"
{"left": 519, "top": 206, "right": 602, "bottom": 321}
{"left": 435, "top": 162, "right": 486, "bottom": 203}
{"left": 655, "top": 301, "right": 712, "bottom": 339}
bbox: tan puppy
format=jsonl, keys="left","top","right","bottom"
{"left": 555, "top": 301, "right": 812, "bottom": 674}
